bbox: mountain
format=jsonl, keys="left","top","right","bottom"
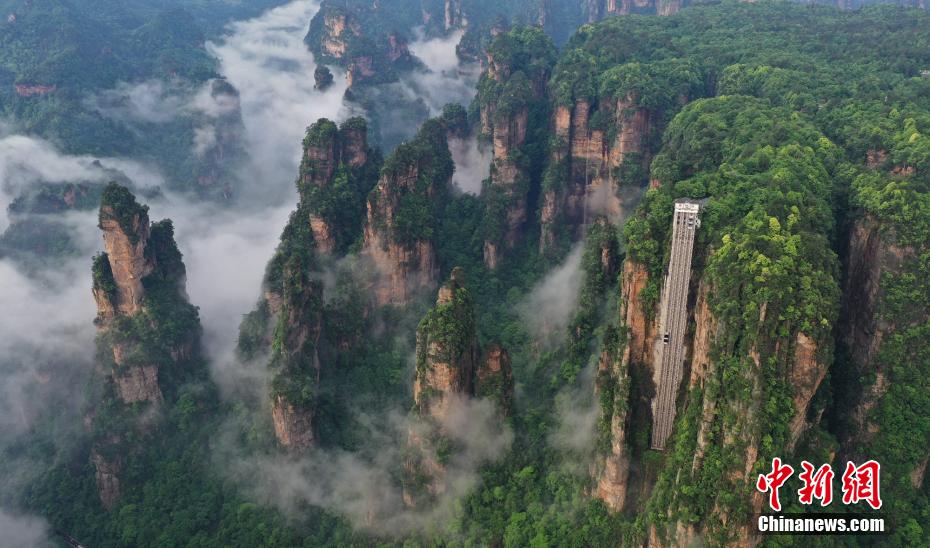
{"left": 3, "top": 1, "right": 930, "bottom": 546}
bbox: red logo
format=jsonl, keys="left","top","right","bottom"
{"left": 757, "top": 458, "right": 882, "bottom": 511}
{"left": 798, "top": 461, "right": 834, "bottom": 507}
{"left": 841, "top": 460, "right": 882, "bottom": 510}
{"left": 756, "top": 457, "right": 794, "bottom": 512}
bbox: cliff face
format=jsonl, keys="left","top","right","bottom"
{"left": 89, "top": 183, "right": 202, "bottom": 509}
{"left": 592, "top": 259, "right": 658, "bottom": 512}
{"left": 585, "top": 0, "right": 685, "bottom": 20}
{"left": 476, "top": 28, "right": 556, "bottom": 268}
{"left": 405, "top": 269, "right": 514, "bottom": 505}
{"left": 267, "top": 261, "right": 323, "bottom": 451}
{"left": 240, "top": 119, "right": 376, "bottom": 451}
{"left": 413, "top": 269, "right": 479, "bottom": 421}
{"left": 840, "top": 215, "right": 921, "bottom": 450}
{"left": 96, "top": 202, "right": 153, "bottom": 318}
{"left": 362, "top": 119, "right": 450, "bottom": 305}
{"left": 444, "top": 0, "right": 466, "bottom": 30}
{"left": 476, "top": 344, "right": 514, "bottom": 416}
{"left": 299, "top": 117, "right": 375, "bottom": 254}
{"left": 541, "top": 95, "right": 652, "bottom": 253}
{"left": 306, "top": 5, "right": 415, "bottom": 88}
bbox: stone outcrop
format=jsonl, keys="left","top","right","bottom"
{"left": 413, "top": 268, "right": 479, "bottom": 421}
{"left": 593, "top": 326, "right": 632, "bottom": 512}
{"left": 478, "top": 28, "right": 555, "bottom": 268}
{"left": 306, "top": 6, "right": 415, "bottom": 88}
{"left": 405, "top": 269, "right": 514, "bottom": 505}
{"left": 584, "top": 0, "right": 685, "bottom": 20}
{"left": 113, "top": 362, "right": 163, "bottom": 405}
{"left": 97, "top": 200, "right": 153, "bottom": 317}
{"left": 363, "top": 119, "right": 450, "bottom": 305}
{"left": 272, "top": 394, "right": 315, "bottom": 450}
{"left": 300, "top": 117, "right": 373, "bottom": 254}
{"left": 91, "top": 448, "right": 122, "bottom": 511}
{"left": 320, "top": 11, "right": 357, "bottom": 59}
{"left": 540, "top": 95, "right": 652, "bottom": 253}
{"left": 592, "top": 258, "right": 658, "bottom": 512}
{"left": 444, "top": 0, "right": 466, "bottom": 30}
{"left": 476, "top": 344, "right": 514, "bottom": 416}
{"left": 268, "top": 262, "right": 323, "bottom": 451}
{"left": 841, "top": 215, "right": 921, "bottom": 449}
{"left": 89, "top": 183, "right": 200, "bottom": 509}
{"left": 14, "top": 83, "right": 56, "bottom": 97}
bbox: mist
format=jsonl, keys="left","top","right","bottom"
{"left": 0, "top": 0, "right": 506, "bottom": 537}
{"left": 449, "top": 136, "right": 491, "bottom": 195}
{"left": 224, "top": 395, "right": 512, "bottom": 536}
{"left": 519, "top": 243, "right": 585, "bottom": 348}
{"left": 0, "top": 509, "right": 51, "bottom": 548}
{"left": 207, "top": 0, "right": 348, "bottom": 205}
{"left": 405, "top": 29, "right": 481, "bottom": 114}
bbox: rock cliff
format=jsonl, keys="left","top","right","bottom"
{"left": 299, "top": 117, "right": 377, "bottom": 254}
{"left": 405, "top": 268, "right": 514, "bottom": 505}
{"left": 476, "top": 27, "right": 555, "bottom": 268}
{"left": 540, "top": 93, "right": 654, "bottom": 254}
{"left": 89, "top": 183, "right": 202, "bottom": 509}
{"left": 840, "top": 215, "right": 915, "bottom": 447}
{"left": 305, "top": 4, "right": 416, "bottom": 88}
{"left": 362, "top": 119, "right": 451, "bottom": 305}
{"left": 584, "top": 0, "right": 686, "bottom": 20}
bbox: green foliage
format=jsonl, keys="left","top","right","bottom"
{"left": 92, "top": 252, "right": 117, "bottom": 302}
{"left": 375, "top": 118, "right": 453, "bottom": 246}
{"left": 99, "top": 182, "right": 149, "bottom": 245}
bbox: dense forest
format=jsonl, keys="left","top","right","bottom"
{"left": 2, "top": 0, "right": 930, "bottom": 546}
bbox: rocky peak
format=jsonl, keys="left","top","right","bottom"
{"left": 299, "top": 117, "right": 375, "bottom": 254}
{"left": 94, "top": 183, "right": 154, "bottom": 319}
{"left": 413, "top": 267, "right": 478, "bottom": 421}
{"left": 362, "top": 119, "right": 450, "bottom": 305}
{"left": 89, "top": 183, "right": 201, "bottom": 509}
{"left": 477, "top": 27, "right": 556, "bottom": 268}
{"left": 405, "top": 269, "right": 513, "bottom": 506}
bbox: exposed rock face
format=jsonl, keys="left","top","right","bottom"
{"left": 98, "top": 204, "right": 153, "bottom": 317}
{"left": 272, "top": 394, "right": 315, "bottom": 450}
{"left": 113, "top": 362, "right": 163, "bottom": 405}
{"left": 406, "top": 269, "right": 514, "bottom": 505}
{"left": 91, "top": 449, "right": 122, "bottom": 511}
{"left": 786, "top": 332, "right": 824, "bottom": 451}
{"left": 540, "top": 95, "right": 652, "bottom": 253}
{"left": 413, "top": 269, "right": 479, "bottom": 421}
{"left": 320, "top": 12, "right": 356, "bottom": 59}
{"left": 363, "top": 120, "right": 450, "bottom": 305}
{"left": 584, "top": 0, "right": 685, "bottom": 19}
{"left": 444, "top": 0, "right": 466, "bottom": 29}
{"left": 594, "top": 327, "right": 632, "bottom": 512}
{"left": 593, "top": 258, "right": 657, "bottom": 512}
{"left": 841, "top": 215, "right": 919, "bottom": 448}
{"left": 476, "top": 344, "right": 514, "bottom": 416}
{"left": 268, "top": 263, "right": 323, "bottom": 451}
{"left": 478, "top": 29, "right": 555, "bottom": 268}
{"left": 299, "top": 118, "right": 374, "bottom": 254}
{"left": 619, "top": 260, "right": 658, "bottom": 369}
{"left": 89, "top": 183, "right": 200, "bottom": 509}
{"left": 14, "top": 83, "right": 56, "bottom": 97}
{"left": 307, "top": 6, "right": 415, "bottom": 88}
